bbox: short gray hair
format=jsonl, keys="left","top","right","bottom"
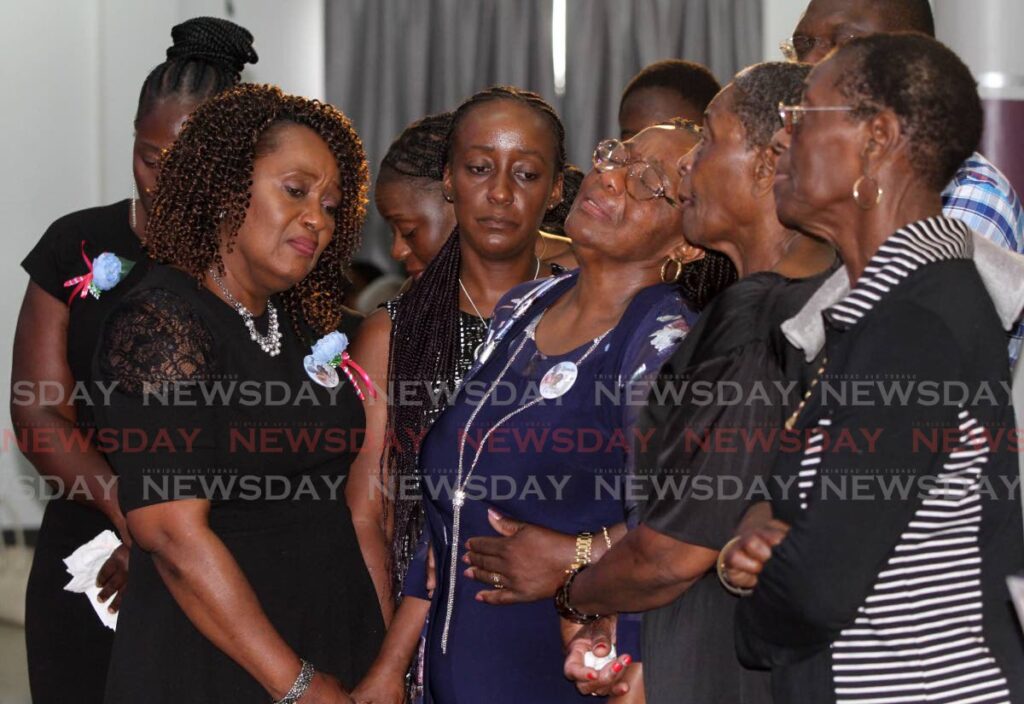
{"left": 731, "top": 62, "right": 812, "bottom": 148}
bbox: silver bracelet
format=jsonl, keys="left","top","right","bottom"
{"left": 717, "top": 536, "right": 753, "bottom": 597}
{"left": 274, "top": 659, "right": 315, "bottom": 704}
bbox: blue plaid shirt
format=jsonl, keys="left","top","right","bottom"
{"left": 941, "top": 151, "right": 1024, "bottom": 366}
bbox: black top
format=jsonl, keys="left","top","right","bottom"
{"left": 636, "top": 267, "right": 835, "bottom": 704}
{"left": 736, "top": 217, "right": 1024, "bottom": 704}
{"left": 93, "top": 264, "right": 383, "bottom": 701}
{"left": 22, "top": 200, "right": 149, "bottom": 386}
{"left": 20, "top": 200, "right": 150, "bottom": 544}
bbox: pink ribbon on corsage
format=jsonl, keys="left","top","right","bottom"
{"left": 62, "top": 240, "right": 94, "bottom": 304}
{"left": 338, "top": 351, "right": 377, "bottom": 401}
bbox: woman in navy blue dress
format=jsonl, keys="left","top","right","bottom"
{"left": 354, "top": 120, "right": 737, "bottom": 702}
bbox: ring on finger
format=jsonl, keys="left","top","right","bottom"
{"left": 491, "top": 572, "right": 505, "bottom": 589}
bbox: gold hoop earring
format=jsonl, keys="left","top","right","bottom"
{"left": 661, "top": 257, "right": 684, "bottom": 283}
{"left": 852, "top": 175, "right": 883, "bottom": 210}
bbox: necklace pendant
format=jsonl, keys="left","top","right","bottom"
{"left": 540, "top": 361, "right": 579, "bottom": 399}
{"left": 453, "top": 489, "right": 466, "bottom": 508}
{"left": 304, "top": 355, "right": 340, "bottom": 388}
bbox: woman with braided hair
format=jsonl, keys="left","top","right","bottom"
{"left": 348, "top": 87, "right": 571, "bottom": 621}
{"left": 11, "top": 17, "right": 256, "bottom": 704}
{"left": 374, "top": 111, "right": 581, "bottom": 285}
{"left": 92, "top": 84, "right": 383, "bottom": 703}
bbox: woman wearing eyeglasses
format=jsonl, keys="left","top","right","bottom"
{"left": 723, "top": 34, "right": 1024, "bottom": 704}
{"left": 352, "top": 120, "right": 736, "bottom": 703}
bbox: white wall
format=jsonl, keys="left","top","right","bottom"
{"left": 935, "top": 0, "right": 1024, "bottom": 101}
{"left": 762, "top": 0, "right": 806, "bottom": 62}
{"left": 0, "top": 0, "right": 324, "bottom": 529}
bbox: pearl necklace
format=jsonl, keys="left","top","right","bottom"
{"left": 208, "top": 269, "right": 282, "bottom": 357}
{"left": 439, "top": 315, "right": 610, "bottom": 654}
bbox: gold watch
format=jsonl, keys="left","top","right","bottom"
{"left": 567, "top": 531, "right": 594, "bottom": 573}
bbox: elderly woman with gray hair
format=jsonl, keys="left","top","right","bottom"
{"left": 722, "top": 33, "right": 1024, "bottom": 704}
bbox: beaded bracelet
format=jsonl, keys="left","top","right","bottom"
{"left": 555, "top": 564, "right": 603, "bottom": 624}
{"left": 274, "top": 660, "right": 315, "bottom": 704}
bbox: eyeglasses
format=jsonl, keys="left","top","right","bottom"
{"left": 592, "top": 139, "right": 681, "bottom": 209}
{"left": 777, "top": 103, "right": 855, "bottom": 134}
{"left": 780, "top": 32, "right": 860, "bottom": 62}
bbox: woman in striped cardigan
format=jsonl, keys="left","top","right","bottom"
{"left": 723, "top": 33, "right": 1024, "bottom": 704}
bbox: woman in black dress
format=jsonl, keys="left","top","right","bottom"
{"left": 554, "top": 63, "right": 837, "bottom": 703}
{"left": 723, "top": 34, "right": 1024, "bottom": 703}
{"left": 11, "top": 18, "right": 256, "bottom": 704}
{"left": 93, "top": 84, "right": 383, "bottom": 702}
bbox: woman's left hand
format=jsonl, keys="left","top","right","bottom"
{"left": 463, "top": 509, "right": 575, "bottom": 604}
{"left": 563, "top": 616, "right": 633, "bottom": 697}
{"left": 720, "top": 519, "right": 791, "bottom": 591}
{"left": 96, "top": 544, "right": 130, "bottom": 613}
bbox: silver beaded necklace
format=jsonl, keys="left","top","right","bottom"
{"left": 208, "top": 269, "right": 282, "bottom": 357}
{"left": 439, "top": 315, "right": 610, "bottom": 654}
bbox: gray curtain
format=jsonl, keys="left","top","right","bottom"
{"left": 325, "top": 0, "right": 762, "bottom": 268}
{"left": 564, "top": 0, "right": 762, "bottom": 168}
{"left": 326, "top": 0, "right": 555, "bottom": 269}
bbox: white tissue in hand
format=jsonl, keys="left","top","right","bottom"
{"left": 584, "top": 645, "right": 617, "bottom": 670}
{"left": 63, "top": 529, "right": 122, "bottom": 630}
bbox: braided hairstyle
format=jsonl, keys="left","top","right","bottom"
{"left": 541, "top": 164, "right": 583, "bottom": 236}
{"left": 135, "top": 17, "right": 257, "bottom": 126}
{"left": 383, "top": 86, "right": 567, "bottom": 595}
{"left": 146, "top": 84, "right": 368, "bottom": 337}
{"left": 380, "top": 112, "right": 453, "bottom": 182}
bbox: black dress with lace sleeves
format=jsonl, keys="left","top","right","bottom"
{"left": 96, "top": 286, "right": 221, "bottom": 512}
{"left": 93, "top": 264, "right": 384, "bottom": 703}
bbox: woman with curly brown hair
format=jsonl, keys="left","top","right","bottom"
{"left": 11, "top": 17, "right": 256, "bottom": 704}
{"left": 92, "top": 84, "right": 383, "bottom": 703}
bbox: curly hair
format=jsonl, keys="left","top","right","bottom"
{"left": 146, "top": 83, "right": 369, "bottom": 337}
{"left": 732, "top": 62, "right": 813, "bottom": 149}
{"left": 136, "top": 16, "right": 258, "bottom": 125}
{"left": 833, "top": 33, "right": 982, "bottom": 191}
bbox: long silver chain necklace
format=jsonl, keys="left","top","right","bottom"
{"left": 439, "top": 315, "right": 611, "bottom": 653}
{"left": 208, "top": 269, "right": 282, "bottom": 357}
{"left": 458, "top": 256, "right": 541, "bottom": 359}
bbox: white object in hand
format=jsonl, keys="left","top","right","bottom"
{"left": 63, "top": 529, "right": 122, "bottom": 630}
{"left": 584, "top": 645, "right": 618, "bottom": 671}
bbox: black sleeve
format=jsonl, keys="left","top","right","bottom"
{"left": 736, "top": 303, "right": 962, "bottom": 665}
{"left": 21, "top": 215, "right": 81, "bottom": 302}
{"left": 96, "top": 288, "right": 221, "bottom": 513}
{"left": 640, "top": 340, "right": 788, "bottom": 550}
